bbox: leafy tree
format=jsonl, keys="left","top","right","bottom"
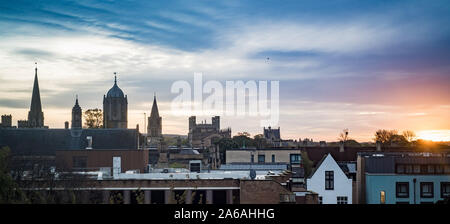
{"left": 301, "top": 151, "right": 313, "bottom": 178}
{"left": 84, "top": 108, "right": 103, "bottom": 128}
{"left": 214, "top": 138, "right": 239, "bottom": 164}
{"left": 254, "top": 134, "right": 268, "bottom": 149}
{"left": 233, "top": 133, "right": 255, "bottom": 148}
{"left": 0, "top": 147, "right": 27, "bottom": 203}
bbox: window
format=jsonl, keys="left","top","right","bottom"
{"left": 318, "top": 196, "right": 323, "bottom": 204}
{"left": 258, "top": 155, "right": 265, "bottom": 163}
{"left": 325, "top": 171, "right": 334, "bottom": 190}
{"left": 380, "top": 191, "right": 386, "bottom": 204}
{"left": 396, "top": 165, "right": 405, "bottom": 174}
{"left": 251, "top": 155, "right": 254, "bottom": 163}
{"left": 420, "top": 182, "right": 434, "bottom": 198}
{"left": 73, "top": 156, "right": 87, "bottom": 169}
{"left": 271, "top": 154, "right": 275, "bottom": 163}
{"left": 405, "top": 165, "right": 413, "bottom": 174}
{"left": 436, "top": 165, "right": 444, "bottom": 174}
{"left": 396, "top": 182, "right": 409, "bottom": 198}
{"left": 441, "top": 182, "right": 450, "bottom": 198}
{"left": 413, "top": 165, "right": 421, "bottom": 173}
{"left": 445, "top": 165, "right": 450, "bottom": 174}
{"left": 290, "top": 154, "right": 301, "bottom": 164}
{"left": 427, "top": 165, "right": 435, "bottom": 174}
{"left": 337, "top": 196, "right": 348, "bottom": 204}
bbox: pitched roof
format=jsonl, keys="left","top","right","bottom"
{"left": 307, "top": 153, "right": 348, "bottom": 179}
{"left": 0, "top": 128, "right": 139, "bottom": 156}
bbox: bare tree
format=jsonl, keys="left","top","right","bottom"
{"left": 402, "top": 130, "right": 416, "bottom": 142}
{"left": 338, "top": 129, "right": 349, "bottom": 142}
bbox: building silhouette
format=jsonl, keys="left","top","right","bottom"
{"left": 71, "top": 96, "right": 82, "bottom": 129}
{"left": 147, "top": 95, "right": 162, "bottom": 138}
{"left": 27, "top": 64, "right": 44, "bottom": 128}
{"left": 103, "top": 73, "right": 128, "bottom": 129}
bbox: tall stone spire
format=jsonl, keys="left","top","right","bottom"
{"left": 147, "top": 94, "right": 162, "bottom": 137}
{"left": 28, "top": 63, "right": 44, "bottom": 128}
{"left": 150, "top": 94, "right": 159, "bottom": 118}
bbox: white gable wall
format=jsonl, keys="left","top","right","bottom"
{"left": 307, "top": 154, "right": 353, "bottom": 204}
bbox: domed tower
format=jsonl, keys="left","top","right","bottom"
{"left": 71, "top": 95, "right": 82, "bottom": 129}
{"left": 103, "top": 73, "right": 128, "bottom": 129}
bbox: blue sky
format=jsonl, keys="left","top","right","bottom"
{"left": 0, "top": 0, "right": 449, "bottom": 141}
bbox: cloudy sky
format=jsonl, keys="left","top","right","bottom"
{"left": 0, "top": 0, "right": 449, "bottom": 142}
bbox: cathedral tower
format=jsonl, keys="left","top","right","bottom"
{"left": 71, "top": 95, "right": 82, "bottom": 129}
{"left": 103, "top": 73, "right": 128, "bottom": 129}
{"left": 28, "top": 63, "right": 44, "bottom": 128}
{"left": 147, "top": 95, "right": 162, "bottom": 137}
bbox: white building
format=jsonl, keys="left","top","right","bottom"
{"left": 307, "top": 153, "right": 353, "bottom": 204}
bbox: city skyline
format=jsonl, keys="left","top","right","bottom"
{"left": 0, "top": 0, "right": 449, "bottom": 142}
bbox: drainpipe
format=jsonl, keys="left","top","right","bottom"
{"left": 413, "top": 178, "right": 417, "bottom": 204}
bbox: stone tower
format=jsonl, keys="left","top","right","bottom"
{"left": 71, "top": 95, "right": 82, "bottom": 129}
{"left": 28, "top": 64, "right": 44, "bottom": 128}
{"left": 147, "top": 95, "right": 162, "bottom": 137}
{"left": 103, "top": 73, "right": 128, "bottom": 129}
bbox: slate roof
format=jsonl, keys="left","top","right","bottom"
{"left": 106, "top": 76, "right": 125, "bottom": 98}
{"left": 363, "top": 153, "right": 450, "bottom": 174}
{"left": 0, "top": 128, "right": 138, "bottom": 156}
{"left": 307, "top": 153, "right": 348, "bottom": 179}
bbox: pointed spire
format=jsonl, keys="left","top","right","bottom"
{"left": 28, "top": 62, "right": 44, "bottom": 127}
{"left": 114, "top": 72, "right": 117, "bottom": 84}
{"left": 150, "top": 94, "right": 159, "bottom": 118}
{"left": 75, "top": 94, "right": 79, "bottom": 105}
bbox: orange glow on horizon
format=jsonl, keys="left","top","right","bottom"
{"left": 416, "top": 130, "right": 450, "bottom": 142}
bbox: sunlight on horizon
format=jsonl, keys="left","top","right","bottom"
{"left": 416, "top": 130, "right": 450, "bottom": 142}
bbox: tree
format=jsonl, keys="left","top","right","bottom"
{"left": 214, "top": 138, "right": 239, "bottom": 164}
{"left": 402, "top": 130, "right": 416, "bottom": 142}
{"left": 233, "top": 133, "right": 254, "bottom": 148}
{"left": 0, "top": 147, "right": 27, "bottom": 203}
{"left": 300, "top": 151, "right": 313, "bottom": 178}
{"left": 374, "top": 129, "right": 409, "bottom": 147}
{"left": 84, "top": 108, "right": 103, "bottom": 128}
{"left": 338, "top": 129, "right": 349, "bottom": 142}
{"left": 236, "top": 132, "right": 251, "bottom": 138}
{"left": 253, "top": 134, "right": 268, "bottom": 149}
{"left": 374, "top": 129, "right": 397, "bottom": 145}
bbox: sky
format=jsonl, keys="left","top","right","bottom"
{"left": 0, "top": 0, "right": 449, "bottom": 142}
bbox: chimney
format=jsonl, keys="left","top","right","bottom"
{"left": 376, "top": 141, "right": 382, "bottom": 151}
{"left": 86, "top": 136, "right": 93, "bottom": 149}
{"left": 64, "top": 121, "right": 69, "bottom": 129}
{"left": 339, "top": 141, "right": 345, "bottom": 152}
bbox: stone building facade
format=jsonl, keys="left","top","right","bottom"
{"left": 188, "top": 116, "right": 231, "bottom": 148}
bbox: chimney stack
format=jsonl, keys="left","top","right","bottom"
{"left": 339, "top": 141, "right": 345, "bottom": 152}
{"left": 376, "top": 141, "right": 382, "bottom": 151}
{"left": 86, "top": 136, "right": 93, "bottom": 149}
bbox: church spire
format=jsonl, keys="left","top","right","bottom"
{"left": 28, "top": 62, "right": 44, "bottom": 128}
{"left": 151, "top": 94, "right": 159, "bottom": 118}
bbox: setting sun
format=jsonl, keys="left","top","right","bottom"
{"left": 416, "top": 130, "right": 450, "bottom": 142}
